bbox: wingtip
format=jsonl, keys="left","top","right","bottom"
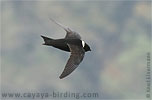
{"left": 49, "top": 17, "right": 56, "bottom": 23}
{"left": 48, "top": 17, "right": 72, "bottom": 33}
{"left": 59, "top": 73, "right": 68, "bottom": 79}
{"left": 59, "top": 75, "right": 64, "bottom": 79}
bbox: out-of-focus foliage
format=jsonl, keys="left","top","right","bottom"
{"left": 1, "top": 1, "right": 151, "bottom": 99}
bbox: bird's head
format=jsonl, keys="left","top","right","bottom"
{"left": 84, "top": 43, "right": 91, "bottom": 52}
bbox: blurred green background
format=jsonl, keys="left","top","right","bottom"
{"left": 1, "top": 1, "right": 151, "bottom": 99}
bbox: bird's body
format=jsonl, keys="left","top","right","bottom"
{"left": 41, "top": 36, "right": 90, "bottom": 52}
{"left": 41, "top": 18, "right": 91, "bottom": 79}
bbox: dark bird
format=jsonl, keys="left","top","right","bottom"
{"left": 41, "top": 18, "right": 91, "bottom": 79}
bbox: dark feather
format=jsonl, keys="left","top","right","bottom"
{"left": 59, "top": 44, "right": 85, "bottom": 79}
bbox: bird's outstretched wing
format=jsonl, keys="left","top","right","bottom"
{"left": 49, "top": 17, "right": 81, "bottom": 39}
{"left": 59, "top": 44, "right": 85, "bottom": 79}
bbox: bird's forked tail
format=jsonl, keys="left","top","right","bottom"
{"left": 41, "top": 35, "right": 53, "bottom": 45}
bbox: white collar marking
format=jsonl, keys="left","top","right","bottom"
{"left": 82, "top": 40, "right": 85, "bottom": 47}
